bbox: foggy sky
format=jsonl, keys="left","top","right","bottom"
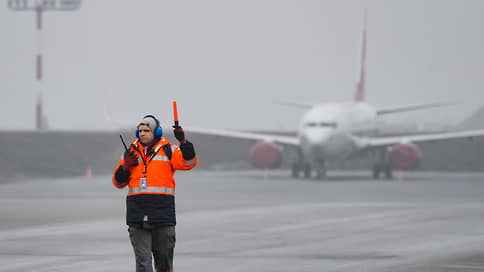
{"left": 1, "top": 0, "right": 483, "bottom": 131}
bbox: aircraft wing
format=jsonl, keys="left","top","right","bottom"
{"left": 360, "top": 129, "right": 484, "bottom": 148}
{"left": 186, "top": 127, "right": 299, "bottom": 146}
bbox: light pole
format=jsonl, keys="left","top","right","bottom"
{"left": 8, "top": 0, "right": 82, "bottom": 130}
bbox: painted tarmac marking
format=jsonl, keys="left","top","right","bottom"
{"left": 437, "top": 264, "right": 484, "bottom": 270}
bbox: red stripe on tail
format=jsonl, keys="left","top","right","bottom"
{"left": 354, "top": 9, "right": 367, "bottom": 102}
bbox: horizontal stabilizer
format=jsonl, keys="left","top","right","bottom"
{"left": 376, "top": 101, "right": 458, "bottom": 115}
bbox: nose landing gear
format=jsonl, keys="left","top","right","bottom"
{"left": 291, "top": 158, "right": 326, "bottom": 180}
{"left": 315, "top": 160, "right": 326, "bottom": 179}
{"left": 291, "top": 161, "right": 312, "bottom": 178}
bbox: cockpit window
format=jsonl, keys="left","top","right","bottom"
{"left": 305, "top": 122, "right": 337, "bottom": 128}
{"left": 320, "top": 122, "right": 337, "bottom": 128}
{"left": 306, "top": 122, "right": 318, "bottom": 127}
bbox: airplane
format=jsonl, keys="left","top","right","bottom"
{"left": 186, "top": 13, "right": 484, "bottom": 179}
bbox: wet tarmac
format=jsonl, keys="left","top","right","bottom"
{"left": 0, "top": 170, "right": 483, "bottom": 271}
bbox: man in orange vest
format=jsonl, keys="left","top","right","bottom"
{"left": 112, "top": 114, "right": 198, "bottom": 272}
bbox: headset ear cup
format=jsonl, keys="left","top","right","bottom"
{"left": 136, "top": 129, "right": 139, "bottom": 138}
{"left": 154, "top": 127, "right": 163, "bottom": 138}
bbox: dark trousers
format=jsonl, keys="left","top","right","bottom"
{"left": 128, "top": 224, "right": 176, "bottom": 272}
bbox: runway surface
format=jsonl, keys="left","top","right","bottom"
{"left": 0, "top": 170, "right": 484, "bottom": 271}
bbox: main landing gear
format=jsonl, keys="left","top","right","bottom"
{"left": 372, "top": 148, "right": 393, "bottom": 180}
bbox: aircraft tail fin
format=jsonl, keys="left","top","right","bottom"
{"left": 354, "top": 9, "right": 367, "bottom": 102}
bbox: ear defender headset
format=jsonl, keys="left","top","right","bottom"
{"left": 136, "top": 114, "right": 163, "bottom": 138}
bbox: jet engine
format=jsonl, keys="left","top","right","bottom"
{"left": 249, "top": 141, "right": 282, "bottom": 169}
{"left": 388, "top": 143, "right": 421, "bottom": 170}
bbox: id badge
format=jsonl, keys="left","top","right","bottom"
{"left": 140, "top": 177, "right": 147, "bottom": 189}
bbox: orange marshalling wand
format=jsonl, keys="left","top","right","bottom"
{"left": 173, "top": 101, "right": 180, "bottom": 128}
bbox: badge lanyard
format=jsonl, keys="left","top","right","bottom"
{"left": 132, "top": 143, "right": 162, "bottom": 189}
{"left": 130, "top": 143, "right": 148, "bottom": 189}
{"left": 139, "top": 151, "right": 147, "bottom": 189}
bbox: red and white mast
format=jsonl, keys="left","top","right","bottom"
{"left": 36, "top": 5, "right": 44, "bottom": 130}
{"left": 8, "top": 0, "right": 82, "bottom": 130}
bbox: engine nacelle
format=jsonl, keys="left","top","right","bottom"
{"left": 388, "top": 143, "right": 421, "bottom": 170}
{"left": 249, "top": 141, "right": 282, "bottom": 169}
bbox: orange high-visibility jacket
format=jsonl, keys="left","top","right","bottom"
{"left": 112, "top": 137, "right": 197, "bottom": 225}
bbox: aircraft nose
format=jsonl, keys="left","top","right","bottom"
{"left": 302, "top": 129, "right": 331, "bottom": 144}
{"left": 300, "top": 129, "right": 332, "bottom": 156}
